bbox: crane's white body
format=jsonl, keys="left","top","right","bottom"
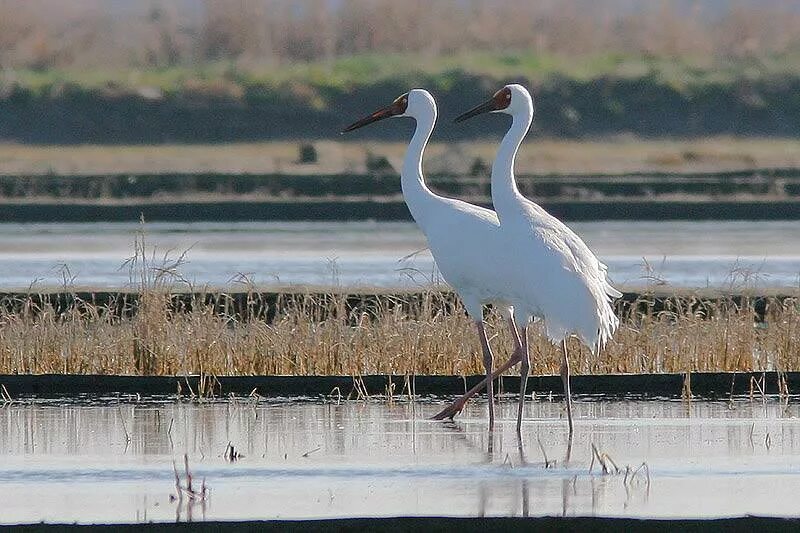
{"left": 345, "top": 88, "right": 524, "bottom": 430}
{"left": 422, "top": 84, "right": 621, "bottom": 433}
{"left": 398, "top": 90, "right": 516, "bottom": 319}
{"left": 492, "top": 85, "right": 621, "bottom": 354}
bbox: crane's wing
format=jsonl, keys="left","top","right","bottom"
{"left": 519, "top": 204, "right": 622, "bottom": 353}
{"left": 530, "top": 207, "right": 622, "bottom": 299}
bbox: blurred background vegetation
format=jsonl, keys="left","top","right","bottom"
{"left": 2, "top": 0, "right": 799, "bottom": 77}
{"left": 1, "top": 0, "right": 800, "bottom": 143}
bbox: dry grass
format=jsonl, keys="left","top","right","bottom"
{"left": 0, "top": 224, "right": 797, "bottom": 377}
{"left": 2, "top": 138, "right": 800, "bottom": 177}
{"left": 0, "top": 289, "right": 797, "bottom": 377}
{"left": 0, "top": 254, "right": 797, "bottom": 377}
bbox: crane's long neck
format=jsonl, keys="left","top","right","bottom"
{"left": 491, "top": 111, "right": 532, "bottom": 220}
{"left": 401, "top": 109, "right": 439, "bottom": 232}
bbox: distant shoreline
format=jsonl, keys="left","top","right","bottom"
{"left": 0, "top": 166, "right": 797, "bottom": 222}
{"left": 0, "top": 197, "right": 798, "bottom": 222}
{"left": 3, "top": 69, "right": 800, "bottom": 143}
{"left": 1, "top": 138, "right": 798, "bottom": 176}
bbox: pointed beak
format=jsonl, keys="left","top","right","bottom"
{"left": 454, "top": 98, "right": 496, "bottom": 123}
{"left": 342, "top": 105, "right": 394, "bottom": 133}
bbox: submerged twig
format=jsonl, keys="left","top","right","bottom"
{"left": 118, "top": 406, "right": 131, "bottom": 443}
{"left": 537, "top": 437, "right": 556, "bottom": 468}
{"left": 590, "top": 443, "right": 621, "bottom": 475}
{"left": 224, "top": 441, "right": 243, "bottom": 462}
{"left": 0, "top": 384, "right": 12, "bottom": 404}
{"left": 301, "top": 446, "right": 321, "bottom": 458}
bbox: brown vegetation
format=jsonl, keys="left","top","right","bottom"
{"left": 1, "top": 288, "right": 797, "bottom": 377}
{"left": 0, "top": 1, "right": 799, "bottom": 70}
{"left": 0, "top": 239, "right": 797, "bottom": 376}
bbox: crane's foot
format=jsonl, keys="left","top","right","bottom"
{"left": 430, "top": 396, "right": 467, "bottom": 420}
{"left": 430, "top": 348, "right": 524, "bottom": 422}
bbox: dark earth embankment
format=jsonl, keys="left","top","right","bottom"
{"left": 3, "top": 198, "right": 799, "bottom": 222}
{"left": 3, "top": 168, "right": 799, "bottom": 199}
{"left": 6, "top": 516, "right": 800, "bottom": 533}
{"left": 2, "top": 72, "right": 800, "bottom": 143}
{"left": 0, "top": 371, "right": 795, "bottom": 399}
{"left": 1, "top": 168, "right": 798, "bottom": 221}
{"left": 0, "top": 290, "right": 788, "bottom": 323}
{"left": 0, "top": 200, "right": 800, "bottom": 222}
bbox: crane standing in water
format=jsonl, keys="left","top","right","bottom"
{"left": 343, "top": 89, "right": 524, "bottom": 431}
{"left": 451, "top": 84, "right": 622, "bottom": 435}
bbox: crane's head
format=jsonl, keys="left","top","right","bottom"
{"left": 342, "top": 89, "right": 436, "bottom": 133}
{"left": 454, "top": 84, "right": 533, "bottom": 123}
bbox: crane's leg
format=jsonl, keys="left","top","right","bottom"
{"left": 431, "top": 317, "right": 524, "bottom": 421}
{"left": 561, "top": 339, "right": 574, "bottom": 437}
{"left": 476, "top": 320, "right": 496, "bottom": 431}
{"left": 516, "top": 324, "right": 530, "bottom": 434}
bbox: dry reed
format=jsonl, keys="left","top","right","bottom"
{"left": 0, "top": 222, "right": 798, "bottom": 377}
{"left": 0, "top": 259, "right": 797, "bottom": 378}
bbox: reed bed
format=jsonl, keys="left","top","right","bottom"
{"left": 0, "top": 285, "right": 797, "bottom": 377}
{"left": 0, "top": 227, "right": 798, "bottom": 377}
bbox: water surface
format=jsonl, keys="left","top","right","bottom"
{"left": 2, "top": 397, "right": 800, "bottom": 523}
{"left": 0, "top": 220, "right": 798, "bottom": 290}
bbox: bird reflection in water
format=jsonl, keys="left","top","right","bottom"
{"left": 439, "top": 419, "right": 579, "bottom": 518}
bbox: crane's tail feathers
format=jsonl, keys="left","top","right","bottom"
{"left": 593, "top": 276, "right": 622, "bottom": 353}
{"left": 592, "top": 315, "right": 619, "bottom": 355}
{"left": 606, "top": 285, "right": 623, "bottom": 299}
{"left": 598, "top": 261, "right": 623, "bottom": 299}
{"left": 541, "top": 270, "right": 622, "bottom": 357}
{"left": 592, "top": 293, "right": 620, "bottom": 355}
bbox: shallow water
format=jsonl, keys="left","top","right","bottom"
{"left": 2, "top": 397, "right": 800, "bottom": 523}
{"left": 0, "top": 220, "right": 798, "bottom": 290}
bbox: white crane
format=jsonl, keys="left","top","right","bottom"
{"left": 451, "top": 84, "right": 622, "bottom": 436}
{"left": 342, "top": 89, "right": 524, "bottom": 430}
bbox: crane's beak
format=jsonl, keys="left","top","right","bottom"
{"left": 454, "top": 98, "right": 496, "bottom": 123}
{"left": 342, "top": 105, "right": 394, "bottom": 133}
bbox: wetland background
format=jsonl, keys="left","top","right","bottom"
{"left": 3, "top": 2, "right": 800, "bottom": 527}
{"left": 0, "top": 0, "right": 799, "bottom": 379}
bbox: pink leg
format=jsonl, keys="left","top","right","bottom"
{"left": 431, "top": 317, "right": 524, "bottom": 422}
{"left": 477, "top": 321, "right": 495, "bottom": 431}
{"left": 516, "top": 324, "right": 530, "bottom": 434}
{"left": 561, "top": 339, "right": 574, "bottom": 437}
